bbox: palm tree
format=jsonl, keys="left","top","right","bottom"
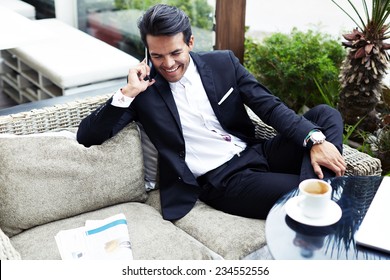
{"left": 332, "top": 0, "right": 390, "bottom": 132}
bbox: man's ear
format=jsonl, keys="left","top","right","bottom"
{"left": 188, "top": 35, "right": 195, "bottom": 51}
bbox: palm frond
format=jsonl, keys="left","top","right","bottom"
{"left": 372, "top": 0, "right": 390, "bottom": 35}
{"left": 362, "top": 0, "right": 370, "bottom": 24}
{"left": 331, "top": 0, "right": 365, "bottom": 30}
{"left": 347, "top": 0, "right": 368, "bottom": 29}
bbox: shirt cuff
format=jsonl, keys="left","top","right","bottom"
{"left": 111, "top": 88, "right": 134, "bottom": 108}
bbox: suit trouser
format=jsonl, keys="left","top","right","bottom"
{"left": 198, "top": 105, "right": 344, "bottom": 219}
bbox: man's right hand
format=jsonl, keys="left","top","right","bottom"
{"left": 121, "top": 59, "right": 155, "bottom": 98}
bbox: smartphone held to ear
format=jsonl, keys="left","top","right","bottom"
{"left": 144, "top": 48, "right": 152, "bottom": 82}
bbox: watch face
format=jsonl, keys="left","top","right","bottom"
{"left": 312, "top": 132, "right": 321, "bottom": 141}
{"left": 311, "top": 132, "right": 326, "bottom": 142}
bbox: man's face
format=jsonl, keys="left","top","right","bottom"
{"left": 146, "top": 33, "right": 194, "bottom": 83}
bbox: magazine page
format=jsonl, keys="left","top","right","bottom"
{"left": 55, "top": 213, "right": 133, "bottom": 260}
{"left": 84, "top": 213, "right": 133, "bottom": 260}
{"left": 55, "top": 226, "right": 87, "bottom": 260}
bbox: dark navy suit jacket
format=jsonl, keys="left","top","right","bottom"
{"left": 77, "top": 50, "right": 317, "bottom": 220}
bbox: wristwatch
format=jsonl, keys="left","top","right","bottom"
{"left": 305, "top": 130, "right": 326, "bottom": 149}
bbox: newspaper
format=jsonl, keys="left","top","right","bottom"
{"left": 55, "top": 213, "right": 133, "bottom": 260}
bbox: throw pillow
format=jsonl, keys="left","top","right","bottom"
{"left": 0, "top": 123, "right": 147, "bottom": 237}
{"left": 137, "top": 122, "right": 158, "bottom": 191}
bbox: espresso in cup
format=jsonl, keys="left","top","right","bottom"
{"left": 302, "top": 181, "right": 330, "bottom": 195}
{"left": 298, "top": 179, "right": 332, "bottom": 219}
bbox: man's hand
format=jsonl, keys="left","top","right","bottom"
{"left": 310, "top": 141, "right": 346, "bottom": 179}
{"left": 121, "top": 59, "right": 155, "bottom": 98}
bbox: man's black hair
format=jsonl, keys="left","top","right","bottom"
{"left": 137, "top": 4, "right": 192, "bottom": 47}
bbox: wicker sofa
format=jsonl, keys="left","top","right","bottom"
{"left": 0, "top": 93, "right": 382, "bottom": 260}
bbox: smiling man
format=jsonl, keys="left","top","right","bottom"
{"left": 77, "top": 4, "right": 346, "bottom": 221}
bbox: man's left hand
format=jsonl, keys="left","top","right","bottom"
{"left": 310, "top": 141, "right": 346, "bottom": 179}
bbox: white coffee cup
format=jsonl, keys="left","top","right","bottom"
{"left": 298, "top": 179, "right": 332, "bottom": 219}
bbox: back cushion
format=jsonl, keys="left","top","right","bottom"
{"left": 0, "top": 123, "right": 147, "bottom": 237}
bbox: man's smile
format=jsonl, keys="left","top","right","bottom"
{"left": 165, "top": 66, "right": 180, "bottom": 73}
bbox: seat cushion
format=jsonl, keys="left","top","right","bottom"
{"left": 0, "top": 123, "right": 147, "bottom": 237}
{"left": 175, "top": 200, "right": 267, "bottom": 259}
{"left": 147, "top": 190, "right": 267, "bottom": 259}
{"left": 10, "top": 202, "right": 220, "bottom": 260}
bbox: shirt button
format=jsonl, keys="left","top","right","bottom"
{"left": 178, "top": 177, "right": 182, "bottom": 181}
{"left": 179, "top": 151, "right": 185, "bottom": 158}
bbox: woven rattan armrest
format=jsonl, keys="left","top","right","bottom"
{"left": 342, "top": 144, "right": 382, "bottom": 176}
{"left": 0, "top": 94, "right": 111, "bottom": 135}
{"left": 245, "top": 107, "right": 277, "bottom": 140}
{"left": 0, "top": 228, "right": 21, "bottom": 260}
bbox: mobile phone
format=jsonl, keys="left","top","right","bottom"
{"left": 144, "top": 48, "right": 152, "bottom": 82}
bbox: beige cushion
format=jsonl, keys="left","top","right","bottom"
{"left": 147, "top": 190, "right": 267, "bottom": 259}
{"left": 175, "top": 200, "right": 267, "bottom": 259}
{"left": 10, "top": 202, "right": 220, "bottom": 260}
{"left": 137, "top": 123, "right": 158, "bottom": 191}
{"left": 0, "top": 123, "right": 147, "bottom": 237}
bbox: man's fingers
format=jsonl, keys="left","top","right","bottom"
{"left": 312, "top": 162, "right": 324, "bottom": 179}
{"left": 313, "top": 157, "right": 346, "bottom": 178}
{"left": 331, "top": 156, "right": 346, "bottom": 176}
{"left": 310, "top": 142, "right": 346, "bottom": 178}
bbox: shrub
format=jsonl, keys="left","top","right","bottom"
{"left": 244, "top": 29, "right": 346, "bottom": 112}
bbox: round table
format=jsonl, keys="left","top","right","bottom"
{"left": 265, "top": 176, "right": 390, "bottom": 260}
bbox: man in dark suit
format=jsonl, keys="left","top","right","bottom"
{"left": 77, "top": 4, "right": 346, "bottom": 221}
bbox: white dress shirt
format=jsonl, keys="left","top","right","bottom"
{"left": 112, "top": 57, "right": 246, "bottom": 177}
{"left": 169, "top": 58, "right": 246, "bottom": 177}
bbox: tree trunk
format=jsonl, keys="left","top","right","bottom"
{"left": 338, "top": 92, "right": 380, "bottom": 132}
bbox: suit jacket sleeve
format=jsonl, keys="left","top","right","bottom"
{"left": 226, "top": 51, "right": 318, "bottom": 145}
{"left": 193, "top": 50, "right": 318, "bottom": 147}
{"left": 77, "top": 97, "right": 135, "bottom": 147}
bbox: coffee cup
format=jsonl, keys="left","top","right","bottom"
{"left": 298, "top": 179, "right": 332, "bottom": 219}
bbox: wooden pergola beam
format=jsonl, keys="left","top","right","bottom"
{"left": 215, "top": 0, "right": 246, "bottom": 63}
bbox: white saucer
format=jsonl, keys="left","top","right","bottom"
{"left": 285, "top": 196, "right": 342, "bottom": 227}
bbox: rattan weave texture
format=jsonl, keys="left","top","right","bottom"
{"left": 0, "top": 94, "right": 111, "bottom": 135}
{"left": 0, "top": 228, "right": 20, "bottom": 260}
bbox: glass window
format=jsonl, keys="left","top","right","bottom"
{"left": 77, "top": 0, "right": 216, "bottom": 60}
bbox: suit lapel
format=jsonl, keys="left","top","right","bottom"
{"left": 152, "top": 53, "right": 223, "bottom": 133}
{"left": 191, "top": 52, "right": 222, "bottom": 120}
{"left": 153, "top": 76, "right": 183, "bottom": 133}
